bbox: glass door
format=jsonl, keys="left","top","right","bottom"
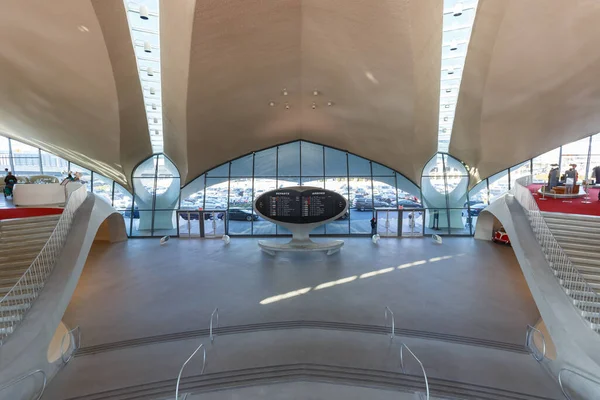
{"left": 177, "top": 211, "right": 201, "bottom": 238}
{"left": 202, "top": 210, "right": 226, "bottom": 238}
{"left": 401, "top": 209, "right": 424, "bottom": 237}
{"left": 376, "top": 210, "right": 399, "bottom": 237}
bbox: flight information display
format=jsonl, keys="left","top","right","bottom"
{"left": 255, "top": 187, "right": 347, "bottom": 223}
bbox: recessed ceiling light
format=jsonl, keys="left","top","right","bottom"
{"left": 311, "top": 102, "right": 317, "bottom": 109}
{"left": 154, "top": 130, "right": 160, "bottom": 135}
{"left": 443, "top": 117, "right": 449, "bottom": 121}
{"left": 445, "top": 88, "right": 452, "bottom": 93}
{"left": 450, "top": 40, "right": 458, "bottom": 51}
{"left": 139, "top": 5, "right": 149, "bottom": 20}
{"left": 147, "top": 67, "right": 154, "bottom": 76}
{"left": 285, "top": 103, "right": 290, "bottom": 110}
{"left": 153, "top": 117, "right": 158, "bottom": 123}
{"left": 150, "top": 87, "right": 156, "bottom": 95}
{"left": 269, "top": 101, "right": 275, "bottom": 107}
{"left": 327, "top": 101, "right": 333, "bottom": 106}
{"left": 77, "top": 25, "right": 89, "bottom": 32}
{"left": 444, "top": 104, "right": 450, "bottom": 109}
{"left": 152, "top": 103, "right": 157, "bottom": 110}
{"left": 144, "top": 42, "right": 152, "bottom": 53}
{"left": 313, "top": 90, "right": 319, "bottom": 96}
{"left": 453, "top": 2, "right": 464, "bottom": 17}
{"left": 282, "top": 89, "right": 288, "bottom": 96}
{"left": 447, "top": 67, "right": 455, "bottom": 75}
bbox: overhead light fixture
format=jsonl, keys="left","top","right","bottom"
{"left": 153, "top": 117, "right": 158, "bottom": 123}
{"left": 151, "top": 103, "right": 157, "bottom": 110}
{"left": 144, "top": 41, "right": 152, "bottom": 53}
{"left": 313, "top": 90, "right": 319, "bottom": 96}
{"left": 150, "top": 87, "right": 156, "bottom": 95}
{"left": 443, "top": 117, "right": 449, "bottom": 121}
{"left": 444, "top": 104, "right": 450, "bottom": 109}
{"left": 447, "top": 66, "right": 455, "bottom": 75}
{"left": 147, "top": 67, "right": 154, "bottom": 76}
{"left": 77, "top": 25, "right": 89, "bottom": 33}
{"left": 285, "top": 103, "right": 290, "bottom": 109}
{"left": 282, "top": 89, "right": 288, "bottom": 96}
{"left": 445, "top": 88, "right": 452, "bottom": 93}
{"left": 453, "top": 2, "right": 464, "bottom": 17}
{"left": 154, "top": 130, "right": 160, "bottom": 135}
{"left": 139, "top": 5, "right": 149, "bottom": 20}
{"left": 327, "top": 101, "right": 333, "bottom": 106}
{"left": 442, "top": 128, "right": 447, "bottom": 133}
{"left": 269, "top": 101, "right": 275, "bottom": 107}
{"left": 450, "top": 40, "right": 458, "bottom": 51}
{"left": 311, "top": 102, "right": 317, "bottom": 109}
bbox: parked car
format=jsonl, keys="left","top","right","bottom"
{"left": 464, "top": 200, "right": 484, "bottom": 208}
{"left": 226, "top": 208, "right": 259, "bottom": 221}
{"left": 353, "top": 198, "right": 389, "bottom": 211}
{"left": 336, "top": 210, "right": 350, "bottom": 220}
{"left": 124, "top": 207, "right": 140, "bottom": 219}
{"left": 492, "top": 228, "right": 511, "bottom": 245}
{"left": 397, "top": 199, "right": 422, "bottom": 208}
{"left": 464, "top": 203, "right": 486, "bottom": 217}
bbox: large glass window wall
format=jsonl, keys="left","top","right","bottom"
{"left": 0, "top": 134, "right": 124, "bottom": 221}
{"left": 179, "top": 141, "right": 421, "bottom": 237}
{"left": 468, "top": 133, "right": 600, "bottom": 232}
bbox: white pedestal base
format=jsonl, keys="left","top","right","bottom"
{"left": 258, "top": 238, "right": 344, "bottom": 256}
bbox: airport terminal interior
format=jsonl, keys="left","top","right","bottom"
{"left": 1, "top": 0, "right": 600, "bottom": 399}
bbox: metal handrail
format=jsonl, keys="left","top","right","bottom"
{"left": 384, "top": 306, "right": 394, "bottom": 340}
{"left": 558, "top": 367, "right": 600, "bottom": 400}
{"left": 512, "top": 176, "right": 600, "bottom": 333}
{"left": 210, "top": 307, "right": 219, "bottom": 343}
{"left": 61, "top": 325, "right": 82, "bottom": 364}
{"left": 399, "top": 343, "right": 429, "bottom": 400}
{"left": 525, "top": 324, "right": 546, "bottom": 362}
{"left": 175, "top": 343, "right": 206, "bottom": 400}
{"left": 0, "top": 369, "right": 47, "bottom": 400}
{"left": 0, "top": 186, "right": 88, "bottom": 345}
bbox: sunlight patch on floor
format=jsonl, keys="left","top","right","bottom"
{"left": 259, "top": 253, "right": 465, "bottom": 305}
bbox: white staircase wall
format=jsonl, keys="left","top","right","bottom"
{"left": 475, "top": 194, "right": 600, "bottom": 399}
{"left": 0, "top": 194, "right": 127, "bottom": 400}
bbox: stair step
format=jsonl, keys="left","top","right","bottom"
{"left": 0, "top": 314, "right": 22, "bottom": 323}
{"left": 0, "top": 326, "right": 14, "bottom": 335}
{"left": 554, "top": 270, "right": 600, "bottom": 285}
{"left": 0, "top": 252, "right": 41, "bottom": 264}
{"left": 553, "top": 235, "right": 600, "bottom": 246}
{"left": 0, "top": 231, "right": 53, "bottom": 242}
{"left": 0, "top": 215, "right": 60, "bottom": 228}
{"left": 0, "top": 303, "right": 30, "bottom": 313}
{"left": 541, "top": 211, "right": 600, "bottom": 222}
{"left": 0, "top": 290, "right": 38, "bottom": 301}
{"left": 0, "top": 237, "right": 49, "bottom": 246}
{"left": 569, "top": 258, "right": 600, "bottom": 269}
{"left": 557, "top": 242, "right": 600, "bottom": 252}
{"left": 0, "top": 284, "right": 41, "bottom": 296}
{"left": 544, "top": 217, "right": 600, "bottom": 228}
{"left": 581, "top": 310, "right": 600, "bottom": 319}
{"left": 550, "top": 225, "right": 600, "bottom": 236}
{"left": 561, "top": 249, "right": 600, "bottom": 261}
{"left": 569, "top": 264, "right": 600, "bottom": 274}
{"left": 0, "top": 259, "right": 33, "bottom": 270}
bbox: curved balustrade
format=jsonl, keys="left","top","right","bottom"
{"left": 399, "top": 343, "right": 429, "bottom": 400}
{"left": 384, "top": 306, "right": 395, "bottom": 340}
{"left": 175, "top": 343, "right": 206, "bottom": 400}
{"left": 558, "top": 368, "right": 600, "bottom": 400}
{"left": 0, "top": 186, "right": 88, "bottom": 345}
{"left": 210, "top": 308, "right": 219, "bottom": 343}
{"left": 512, "top": 176, "right": 600, "bottom": 334}
{"left": 525, "top": 324, "right": 546, "bottom": 362}
{"left": 61, "top": 325, "right": 82, "bottom": 364}
{"left": 0, "top": 369, "right": 46, "bottom": 400}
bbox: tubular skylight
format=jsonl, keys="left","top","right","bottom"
{"left": 123, "top": 0, "right": 163, "bottom": 153}
{"left": 437, "top": 0, "right": 479, "bottom": 153}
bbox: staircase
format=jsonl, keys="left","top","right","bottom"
{"left": 0, "top": 214, "right": 60, "bottom": 337}
{"left": 541, "top": 212, "right": 600, "bottom": 293}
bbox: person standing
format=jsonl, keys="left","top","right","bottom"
{"left": 433, "top": 209, "right": 440, "bottom": 230}
{"left": 565, "top": 164, "right": 577, "bottom": 194}
{"left": 370, "top": 217, "right": 377, "bottom": 235}
{"left": 547, "top": 163, "right": 559, "bottom": 192}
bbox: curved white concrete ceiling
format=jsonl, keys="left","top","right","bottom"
{"left": 0, "top": 0, "right": 152, "bottom": 189}
{"left": 450, "top": 0, "right": 600, "bottom": 185}
{"left": 162, "top": 0, "right": 443, "bottom": 185}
